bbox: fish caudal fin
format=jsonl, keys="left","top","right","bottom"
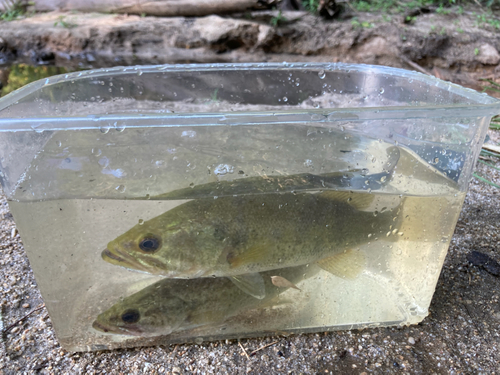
{"left": 229, "top": 273, "right": 266, "bottom": 299}
{"left": 316, "top": 249, "right": 365, "bottom": 279}
{"left": 319, "top": 191, "right": 375, "bottom": 211}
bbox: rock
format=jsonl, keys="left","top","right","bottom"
{"left": 476, "top": 44, "right": 500, "bottom": 65}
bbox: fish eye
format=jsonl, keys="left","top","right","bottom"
{"left": 121, "top": 309, "right": 140, "bottom": 324}
{"left": 139, "top": 235, "right": 161, "bottom": 253}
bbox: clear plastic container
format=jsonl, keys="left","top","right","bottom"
{"left": 0, "top": 63, "right": 498, "bottom": 352}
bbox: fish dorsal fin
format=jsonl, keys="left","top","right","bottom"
{"left": 316, "top": 249, "right": 365, "bottom": 279}
{"left": 229, "top": 273, "right": 266, "bottom": 299}
{"left": 319, "top": 191, "right": 375, "bottom": 211}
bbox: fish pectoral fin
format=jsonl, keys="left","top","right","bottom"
{"left": 319, "top": 191, "right": 375, "bottom": 211}
{"left": 316, "top": 249, "right": 365, "bottom": 279}
{"left": 226, "top": 244, "right": 268, "bottom": 269}
{"left": 229, "top": 273, "right": 266, "bottom": 300}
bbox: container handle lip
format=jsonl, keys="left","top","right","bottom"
{"left": 0, "top": 104, "right": 499, "bottom": 132}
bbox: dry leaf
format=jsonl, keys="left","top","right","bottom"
{"left": 270, "top": 276, "right": 301, "bottom": 290}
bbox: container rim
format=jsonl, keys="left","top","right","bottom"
{"left": 0, "top": 62, "right": 498, "bottom": 132}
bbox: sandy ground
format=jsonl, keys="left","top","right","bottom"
{"left": 0, "top": 127, "right": 498, "bottom": 373}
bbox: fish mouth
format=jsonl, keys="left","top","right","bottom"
{"left": 102, "top": 248, "right": 124, "bottom": 262}
{"left": 92, "top": 320, "right": 141, "bottom": 336}
{"left": 101, "top": 247, "right": 149, "bottom": 272}
{"left": 92, "top": 320, "right": 113, "bottom": 333}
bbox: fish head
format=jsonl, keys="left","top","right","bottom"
{"left": 102, "top": 213, "right": 219, "bottom": 277}
{"left": 92, "top": 282, "right": 189, "bottom": 336}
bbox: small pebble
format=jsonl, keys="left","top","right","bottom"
{"left": 11, "top": 227, "right": 17, "bottom": 238}
{"left": 408, "top": 337, "right": 415, "bottom": 345}
{"left": 22, "top": 303, "right": 30, "bottom": 308}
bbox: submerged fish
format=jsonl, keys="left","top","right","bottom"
{"left": 102, "top": 189, "right": 401, "bottom": 298}
{"left": 92, "top": 264, "right": 319, "bottom": 337}
{"left": 144, "top": 146, "right": 400, "bottom": 200}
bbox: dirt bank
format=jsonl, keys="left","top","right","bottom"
{"left": 0, "top": 9, "right": 499, "bottom": 92}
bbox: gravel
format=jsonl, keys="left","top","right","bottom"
{"left": 1, "top": 129, "right": 499, "bottom": 374}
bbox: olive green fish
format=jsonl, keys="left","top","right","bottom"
{"left": 142, "top": 146, "right": 401, "bottom": 200}
{"left": 102, "top": 189, "right": 401, "bottom": 299}
{"left": 92, "top": 264, "right": 319, "bottom": 337}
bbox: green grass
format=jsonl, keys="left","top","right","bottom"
{"left": 0, "top": 0, "right": 25, "bottom": 21}
{"left": 270, "top": 10, "right": 287, "bottom": 27}
{"left": 480, "top": 79, "right": 500, "bottom": 95}
{"left": 474, "top": 11, "right": 500, "bottom": 29}
{"left": 302, "top": 0, "right": 320, "bottom": 12}
{"left": 477, "top": 130, "right": 500, "bottom": 189}
{"left": 54, "top": 15, "right": 77, "bottom": 28}
{"left": 348, "top": 0, "right": 500, "bottom": 15}
{"left": 473, "top": 173, "right": 500, "bottom": 188}
{"left": 351, "top": 17, "right": 374, "bottom": 28}
{"left": 476, "top": 75, "right": 500, "bottom": 189}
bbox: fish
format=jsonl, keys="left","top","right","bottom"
{"left": 102, "top": 188, "right": 401, "bottom": 299}
{"left": 92, "top": 264, "right": 319, "bottom": 337}
{"left": 141, "top": 146, "right": 401, "bottom": 200}
{"left": 101, "top": 146, "right": 402, "bottom": 299}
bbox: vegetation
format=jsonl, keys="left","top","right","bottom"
{"left": 53, "top": 15, "right": 78, "bottom": 28}
{"left": 0, "top": 0, "right": 33, "bottom": 22}
{"left": 302, "top": 0, "right": 321, "bottom": 13}
{"left": 351, "top": 17, "right": 374, "bottom": 28}
{"left": 270, "top": 10, "right": 287, "bottom": 26}
{"left": 0, "top": 0, "right": 26, "bottom": 21}
{"left": 349, "top": 0, "right": 500, "bottom": 13}
{"left": 0, "top": 64, "right": 69, "bottom": 97}
{"left": 474, "top": 143, "right": 500, "bottom": 188}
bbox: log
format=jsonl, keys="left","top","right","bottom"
{"left": 33, "top": 0, "right": 277, "bottom": 17}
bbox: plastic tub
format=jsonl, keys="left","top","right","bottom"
{"left": 0, "top": 63, "right": 498, "bottom": 352}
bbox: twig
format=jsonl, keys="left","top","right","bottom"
{"left": 238, "top": 341, "right": 250, "bottom": 360}
{"left": 2, "top": 304, "right": 45, "bottom": 334}
{"left": 462, "top": 299, "right": 488, "bottom": 344}
{"left": 400, "top": 56, "right": 432, "bottom": 76}
{"left": 472, "top": 0, "right": 483, "bottom": 8}
{"left": 250, "top": 340, "right": 279, "bottom": 356}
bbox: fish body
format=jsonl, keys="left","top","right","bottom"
{"left": 103, "top": 190, "right": 400, "bottom": 279}
{"left": 145, "top": 146, "right": 400, "bottom": 200}
{"left": 92, "top": 264, "right": 318, "bottom": 336}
